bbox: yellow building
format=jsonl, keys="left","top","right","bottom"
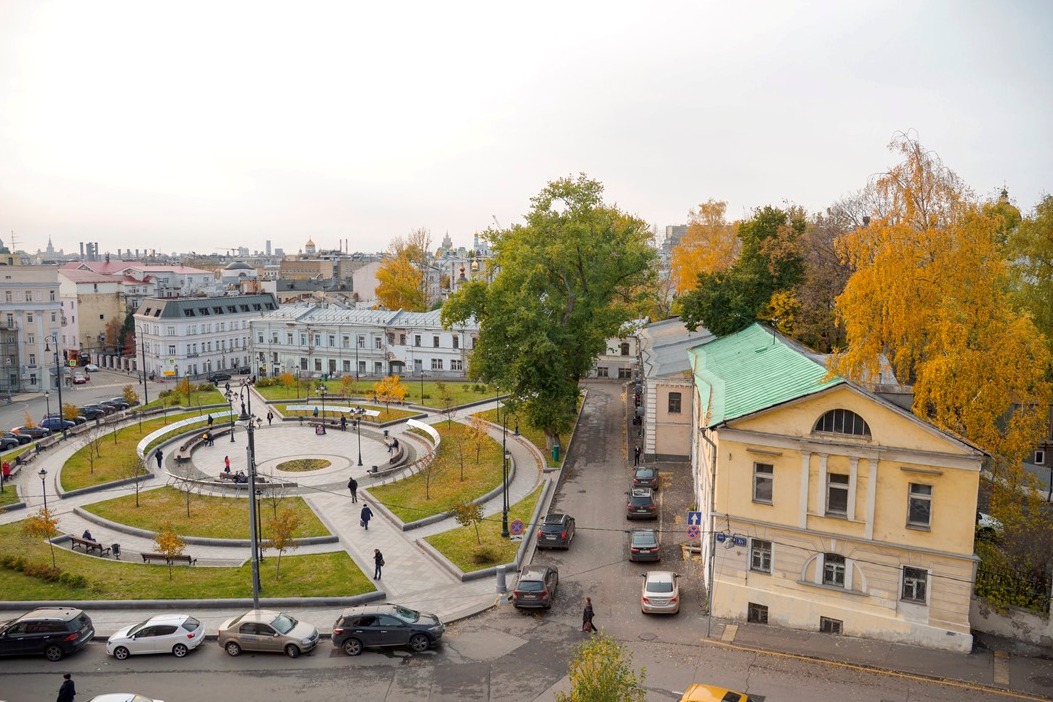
{"left": 691, "top": 324, "right": 984, "bottom": 652}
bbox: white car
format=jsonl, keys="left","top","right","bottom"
{"left": 106, "top": 614, "right": 204, "bottom": 659}
{"left": 641, "top": 570, "right": 680, "bottom": 614}
{"left": 86, "top": 696, "right": 163, "bottom": 702}
{"left": 976, "top": 511, "right": 1004, "bottom": 539}
{"left": 84, "top": 364, "right": 100, "bottom": 372}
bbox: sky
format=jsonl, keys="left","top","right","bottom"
{"left": 1, "top": 0, "right": 1051, "bottom": 257}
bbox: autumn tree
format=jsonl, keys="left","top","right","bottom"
{"left": 280, "top": 371, "right": 297, "bottom": 398}
{"left": 375, "top": 229, "right": 432, "bottom": 311}
{"left": 373, "top": 375, "right": 408, "bottom": 411}
{"left": 436, "top": 382, "right": 455, "bottom": 426}
{"left": 122, "top": 385, "right": 139, "bottom": 407}
{"left": 122, "top": 454, "right": 150, "bottom": 507}
{"left": 670, "top": 199, "right": 739, "bottom": 294}
{"left": 104, "top": 317, "right": 123, "bottom": 350}
{"left": 267, "top": 509, "right": 302, "bottom": 580}
{"left": 62, "top": 402, "right": 80, "bottom": 422}
{"left": 555, "top": 633, "right": 647, "bottom": 702}
{"left": 452, "top": 499, "right": 484, "bottom": 545}
{"left": 22, "top": 506, "right": 59, "bottom": 568}
{"left": 341, "top": 373, "right": 354, "bottom": 398}
{"left": 467, "top": 415, "right": 491, "bottom": 465}
{"left": 154, "top": 524, "right": 185, "bottom": 580}
{"left": 421, "top": 448, "right": 448, "bottom": 501}
{"left": 442, "top": 175, "right": 656, "bottom": 450}
{"left": 1008, "top": 194, "right": 1053, "bottom": 358}
{"left": 83, "top": 422, "right": 106, "bottom": 474}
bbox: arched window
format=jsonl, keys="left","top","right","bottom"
{"left": 813, "top": 408, "right": 871, "bottom": 438}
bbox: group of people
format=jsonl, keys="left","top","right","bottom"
{"left": 345, "top": 480, "right": 383, "bottom": 579}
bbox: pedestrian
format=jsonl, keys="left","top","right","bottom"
{"left": 360, "top": 502, "right": 374, "bottom": 530}
{"left": 582, "top": 597, "right": 595, "bottom": 633}
{"left": 347, "top": 476, "right": 358, "bottom": 503}
{"left": 206, "top": 431, "right": 214, "bottom": 447}
{"left": 81, "top": 529, "right": 94, "bottom": 542}
{"left": 267, "top": 410, "right": 274, "bottom": 426}
{"left": 313, "top": 407, "right": 319, "bottom": 418}
{"left": 57, "top": 672, "right": 76, "bottom": 702}
{"left": 340, "top": 415, "right": 347, "bottom": 431}
{"left": 154, "top": 449, "right": 163, "bottom": 469}
{"left": 207, "top": 414, "right": 213, "bottom": 427}
{"left": 224, "top": 456, "right": 231, "bottom": 473}
{"left": 633, "top": 445, "right": 641, "bottom": 466}
{"left": 373, "top": 548, "right": 384, "bottom": 580}
{"left": 386, "top": 439, "right": 393, "bottom": 454}
{"left": 1, "top": 460, "right": 10, "bottom": 492}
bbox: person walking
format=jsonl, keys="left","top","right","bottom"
{"left": 347, "top": 476, "right": 358, "bottom": 503}
{"left": 340, "top": 415, "right": 347, "bottom": 431}
{"left": 267, "top": 410, "right": 274, "bottom": 426}
{"left": 224, "top": 456, "right": 231, "bottom": 473}
{"left": 207, "top": 414, "right": 214, "bottom": 428}
{"left": 1, "top": 460, "right": 10, "bottom": 492}
{"left": 154, "top": 449, "right": 163, "bottom": 469}
{"left": 582, "top": 597, "right": 595, "bottom": 633}
{"left": 633, "top": 445, "right": 641, "bottom": 466}
{"left": 57, "top": 672, "right": 76, "bottom": 702}
{"left": 360, "top": 502, "right": 374, "bottom": 530}
{"left": 373, "top": 548, "right": 385, "bottom": 580}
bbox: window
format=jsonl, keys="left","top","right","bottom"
{"left": 357, "top": 335, "right": 365, "bottom": 348}
{"left": 1036, "top": 450, "right": 1046, "bottom": 466}
{"left": 343, "top": 336, "right": 350, "bottom": 348}
{"left": 3, "top": 291, "right": 9, "bottom": 302}
{"left": 450, "top": 359, "right": 462, "bottom": 371}
{"left": 822, "top": 553, "right": 846, "bottom": 587}
{"left": 819, "top": 617, "right": 843, "bottom": 635}
{"left": 814, "top": 409, "right": 871, "bottom": 437}
{"left": 750, "top": 539, "right": 772, "bottom": 573}
{"left": 747, "top": 602, "right": 769, "bottom": 624}
{"left": 342, "top": 360, "right": 351, "bottom": 372}
{"left": 826, "top": 474, "right": 849, "bottom": 516}
{"left": 168, "top": 345, "right": 176, "bottom": 355}
{"left": 618, "top": 367, "right": 632, "bottom": 379}
{"left": 907, "top": 483, "right": 932, "bottom": 528}
{"left": 414, "top": 335, "right": 421, "bottom": 347}
{"left": 620, "top": 342, "right": 630, "bottom": 356}
{"left": 27, "top": 334, "right": 34, "bottom": 345}
{"left": 314, "top": 359, "right": 322, "bottom": 371}
{"left": 431, "top": 359, "right": 443, "bottom": 371}
{"left": 596, "top": 367, "right": 609, "bottom": 378}
{"left": 28, "top": 353, "right": 36, "bottom": 366}
{"left": 24, "top": 291, "right": 31, "bottom": 302}
{"left": 374, "top": 337, "right": 382, "bottom": 350}
{"left": 399, "top": 334, "right": 405, "bottom": 345}
{"left": 51, "top": 312, "right": 56, "bottom": 323}
{"left": 753, "top": 463, "right": 774, "bottom": 503}
{"left": 300, "top": 358, "right": 308, "bottom": 370}
{"left": 433, "top": 335, "right": 439, "bottom": 348}
{"left": 328, "top": 335, "right": 335, "bottom": 347}
{"left": 453, "top": 336, "right": 459, "bottom": 350}
{"left": 901, "top": 566, "right": 928, "bottom": 603}
{"left": 49, "top": 290, "right": 56, "bottom": 302}
{"left": 668, "top": 392, "right": 682, "bottom": 414}
{"left": 27, "top": 313, "right": 33, "bottom": 323}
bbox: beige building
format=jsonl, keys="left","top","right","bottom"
{"left": 691, "top": 324, "right": 985, "bottom": 652}
{"left": 0, "top": 265, "right": 63, "bottom": 393}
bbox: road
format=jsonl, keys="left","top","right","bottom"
{"left": 0, "top": 369, "right": 146, "bottom": 433}
{"left": 0, "top": 382, "right": 1035, "bottom": 701}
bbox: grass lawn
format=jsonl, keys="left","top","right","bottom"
{"left": 369, "top": 422, "right": 504, "bottom": 522}
{"left": 82, "top": 487, "right": 330, "bottom": 539}
{"left": 0, "top": 486, "right": 20, "bottom": 509}
{"left": 475, "top": 408, "right": 564, "bottom": 468}
{"left": 0, "top": 521, "right": 372, "bottom": 600}
{"left": 136, "top": 387, "right": 226, "bottom": 413}
{"left": 258, "top": 378, "right": 496, "bottom": 409}
{"left": 425, "top": 485, "right": 543, "bottom": 572}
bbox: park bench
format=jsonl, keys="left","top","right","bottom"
{"left": 218, "top": 471, "right": 238, "bottom": 482}
{"left": 70, "top": 536, "right": 111, "bottom": 557}
{"left": 141, "top": 552, "right": 196, "bottom": 565}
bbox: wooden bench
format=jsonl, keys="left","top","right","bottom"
{"left": 218, "top": 471, "right": 238, "bottom": 482}
{"left": 70, "top": 536, "right": 111, "bottom": 557}
{"left": 141, "top": 552, "right": 196, "bottom": 565}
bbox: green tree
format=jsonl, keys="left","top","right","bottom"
{"left": 442, "top": 174, "right": 656, "bottom": 448}
{"left": 1008, "top": 194, "right": 1053, "bottom": 358}
{"left": 452, "top": 499, "right": 484, "bottom": 545}
{"left": 555, "top": 633, "right": 647, "bottom": 702}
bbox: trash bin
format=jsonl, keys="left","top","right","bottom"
{"left": 111, "top": 543, "right": 121, "bottom": 560}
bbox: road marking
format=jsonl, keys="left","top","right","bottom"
{"left": 721, "top": 623, "right": 738, "bottom": 642}
{"left": 994, "top": 650, "right": 1010, "bottom": 686}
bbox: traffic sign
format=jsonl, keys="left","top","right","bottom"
{"left": 509, "top": 519, "right": 525, "bottom": 536}
{"left": 686, "top": 524, "right": 701, "bottom": 539}
{"left": 687, "top": 511, "right": 702, "bottom": 526}
{"left": 510, "top": 535, "right": 524, "bottom": 542}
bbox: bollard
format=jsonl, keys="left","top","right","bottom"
{"left": 496, "top": 564, "right": 507, "bottom": 594}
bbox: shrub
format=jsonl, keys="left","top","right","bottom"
{"left": 22, "top": 562, "right": 62, "bottom": 581}
{"left": 0, "top": 554, "right": 26, "bottom": 572}
{"left": 58, "top": 571, "right": 89, "bottom": 589}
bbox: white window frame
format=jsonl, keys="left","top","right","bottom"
{"left": 749, "top": 539, "right": 772, "bottom": 573}
{"left": 753, "top": 463, "right": 774, "bottom": 504}
{"left": 901, "top": 566, "right": 928, "bottom": 604}
{"left": 826, "top": 474, "right": 849, "bottom": 516}
{"left": 907, "top": 483, "right": 932, "bottom": 528}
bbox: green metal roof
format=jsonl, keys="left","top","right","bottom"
{"left": 689, "top": 323, "right": 843, "bottom": 427}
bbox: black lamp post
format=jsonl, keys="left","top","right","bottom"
{"left": 44, "top": 391, "right": 50, "bottom": 421}
{"left": 320, "top": 384, "right": 327, "bottom": 420}
{"left": 500, "top": 397, "right": 509, "bottom": 537}
{"left": 43, "top": 336, "right": 66, "bottom": 437}
{"left": 224, "top": 390, "right": 236, "bottom": 443}
{"left": 354, "top": 408, "right": 363, "bottom": 466}
{"left": 239, "top": 392, "right": 261, "bottom": 606}
{"left": 419, "top": 369, "right": 425, "bottom": 406}
{"left": 38, "top": 468, "right": 56, "bottom": 568}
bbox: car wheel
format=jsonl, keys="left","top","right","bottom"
{"left": 113, "top": 646, "right": 130, "bottom": 660}
{"left": 342, "top": 637, "right": 363, "bottom": 656}
{"left": 408, "top": 634, "right": 430, "bottom": 653}
{"left": 172, "top": 643, "right": 189, "bottom": 658}
{"left": 225, "top": 641, "right": 242, "bottom": 656}
{"left": 44, "top": 644, "right": 65, "bottom": 661}
{"left": 285, "top": 644, "right": 301, "bottom": 658}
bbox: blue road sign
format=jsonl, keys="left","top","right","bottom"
{"left": 687, "top": 511, "right": 702, "bottom": 526}
{"left": 509, "top": 519, "right": 525, "bottom": 536}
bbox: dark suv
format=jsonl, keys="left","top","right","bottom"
{"left": 332, "top": 604, "right": 445, "bottom": 656}
{"left": 0, "top": 607, "right": 95, "bottom": 661}
{"left": 209, "top": 373, "right": 232, "bottom": 385}
{"left": 632, "top": 467, "right": 660, "bottom": 490}
{"left": 536, "top": 513, "right": 576, "bottom": 550}
{"left": 626, "top": 487, "right": 658, "bottom": 520}
{"left": 512, "top": 565, "right": 559, "bottom": 609}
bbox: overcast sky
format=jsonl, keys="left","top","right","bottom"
{"left": 1, "top": 1, "right": 1050, "bottom": 257}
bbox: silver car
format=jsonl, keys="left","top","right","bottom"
{"left": 217, "top": 610, "right": 319, "bottom": 658}
{"left": 641, "top": 570, "right": 680, "bottom": 614}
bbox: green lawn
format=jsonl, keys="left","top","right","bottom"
{"left": 82, "top": 487, "right": 330, "bottom": 539}
{"left": 369, "top": 422, "right": 504, "bottom": 522}
{"left": 425, "top": 485, "right": 543, "bottom": 571}
{"left": 257, "top": 377, "right": 497, "bottom": 409}
{"left": 136, "top": 387, "right": 225, "bottom": 412}
{"left": 475, "top": 408, "right": 564, "bottom": 468}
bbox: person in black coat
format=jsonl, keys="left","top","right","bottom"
{"left": 360, "top": 503, "right": 374, "bottom": 530}
{"left": 373, "top": 548, "right": 384, "bottom": 580}
{"left": 347, "top": 477, "right": 358, "bottom": 503}
{"left": 582, "top": 597, "right": 595, "bottom": 633}
{"left": 57, "top": 673, "right": 76, "bottom": 702}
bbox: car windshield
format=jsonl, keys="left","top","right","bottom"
{"left": 631, "top": 532, "right": 657, "bottom": 546}
{"left": 127, "top": 620, "right": 152, "bottom": 636}
{"left": 647, "top": 581, "right": 674, "bottom": 593}
{"left": 393, "top": 605, "right": 420, "bottom": 623}
{"left": 271, "top": 613, "right": 298, "bottom": 634}
{"left": 629, "top": 496, "right": 653, "bottom": 506}
{"left": 518, "top": 580, "right": 545, "bottom": 592}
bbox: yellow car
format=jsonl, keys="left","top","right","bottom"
{"left": 678, "top": 683, "right": 760, "bottom": 702}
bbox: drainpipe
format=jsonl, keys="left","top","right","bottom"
{"left": 700, "top": 426, "right": 719, "bottom": 639}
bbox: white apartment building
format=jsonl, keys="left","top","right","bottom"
{"left": 133, "top": 294, "right": 279, "bottom": 381}
{"left": 250, "top": 303, "right": 478, "bottom": 380}
{"left": 0, "top": 266, "right": 64, "bottom": 393}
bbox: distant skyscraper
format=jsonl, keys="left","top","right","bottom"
{"left": 266, "top": 240, "right": 272, "bottom": 256}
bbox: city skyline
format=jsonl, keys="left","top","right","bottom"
{"left": 2, "top": 1, "right": 1051, "bottom": 257}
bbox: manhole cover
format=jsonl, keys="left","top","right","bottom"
{"left": 638, "top": 632, "right": 658, "bottom": 641}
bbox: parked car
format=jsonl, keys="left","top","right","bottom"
{"left": 332, "top": 604, "right": 446, "bottom": 656}
{"left": 678, "top": 683, "right": 759, "bottom": 702}
{"left": 44, "top": 412, "right": 86, "bottom": 425}
{"left": 77, "top": 406, "right": 107, "bottom": 420}
{"left": 976, "top": 511, "right": 1004, "bottom": 540}
{"left": 97, "top": 401, "right": 123, "bottom": 413}
{"left": 536, "top": 513, "right": 576, "bottom": 550}
{"left": 641, "top": 571, "right": 680, "bottom": 615}
{"left": 632, "top": 466, "right": 660, "bottom": 490}
{"left": 209, "top": 373, "right": 232, "bottom": 385}
{"left": 0, "top": 607, "right": 95, "bottom": 661}
{"left": 629, "top": 528, "right": 661, "bottom": 562}
{"left": 40, "top": 417, "right": 75, "bottom": 432}
{"left": 512, "top": 565, "right": 559, "bottom": 610}
{"left": 85, "top": 696, "right": 162, "bottom": 702}
{"left": 238, "top": 366, "right": 251, "bottom": 375}
{"left": 14, "top": 426, "right": 51, "bottom": 439}
{"left": 0, "top": 435, "right": 18, "bottom": 451}
{"left": 217, "top": 609, "right": 318, "bottom": 658}
{"left": 626, "top": 487, "right": 658, "bottom": 520}
{"left": 107, "top": 396, "right": 133, "bottom": 409}
{"left": 106, "top": 613, "right": 204, "bottom": 659}
{"left": 3, "top": 432, "right": 31, "bottom": 445}
{"left": 72, "top": 373, "right": 89, "bottom": 384}
{"left": 83, "top": 364, "right": 100, "bottom": 372}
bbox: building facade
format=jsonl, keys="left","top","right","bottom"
{"left": 0, "top": 266, "right": 64, "bottom": 394}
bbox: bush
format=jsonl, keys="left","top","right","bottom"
{"left": 0, "top": 554, "right": 26, "bottom": 571}
{"left": 22, "top": 562, "right": 62, "bottom": 581}
{"left": 58, "top": 571, "right": 89, "bottom": 589}
{"left": 471, "top": 545, "right": 500, "bottom": 565}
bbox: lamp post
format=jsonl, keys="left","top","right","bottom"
{"left": 354, "top": 408, "right": 363, "bottom": 466}
{"left": 44, "top": 336, "right": 66, "bottom": 437}
{"left": 39, "top": 468, "right": 56, "bottom": 568}
{"left": 224, "top": 390, "right": 236, "bottom": 443}
{"left": 354, "top": 337, "right": 359, "bottom": 381}
{"left": 499, "top": 397, "right": 509, "bottom": 537}
{"left": 320, "top": 384, "right": 327, "bottom": 420}
{"left": 419, "top": 369, "right": 425, "bottom": 406}
{"left": 239, "top": 391, "right": 261, "bottom": 606}
{"left": 44, "top": 391, "right": 50, "bottom": 421}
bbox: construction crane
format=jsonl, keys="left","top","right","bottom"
{"left": 491, "top": 215, "right": 502, "bottom": 229}
{"left": 213, "top": 247, "right": 239, "bottom": 257}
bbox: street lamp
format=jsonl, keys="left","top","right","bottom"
{"left": 239, "top": 391, "right": 262, "bottom": 606}
{"left": 500, "top": 399, "right": 509, "bottom": 537}
{"left": 44, "top": 391, "right": 50, "bottom": 421}
{"left": 320, "top": 384, "right": 327, "bottom": 420}
{"left": 39, "top": 468, "right": 56, "bottom": 568}
{"left": 419, "top": 369, "right": 425, "bottom": 406}
{"left": 43, "top": 336, "right": 66, "bottom": 437}
{"left": 224, "top": 389, "right": 236, "bottom": 443}
{"left": 353, "top": 407, "right": 364, "bottom": 466}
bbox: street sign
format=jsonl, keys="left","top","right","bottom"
{"left": 687, "top": 511, "right": 702, "bottom": 526}
{"left": 686, "top": 524, "right": 701, "bottom": 539}
{"left": 509, "top": 519, "right": 525, "bottom": 536}
{"left": 510, "top": 535, "right": 524, "bottom": 542}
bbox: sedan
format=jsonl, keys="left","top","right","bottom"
{"left": 632, "top": 466, "right": 660, "bottom": 490}
{"left": 512, "top": 565, "right": 559, "bottom": 610}
{"left": 536, "top": 513, "right": 575, "bottom": 549}
{"left": 217, "top": 610, "right": 318, "bottom": 658}
{"left": 84, "top": 364, "right": 100, "bottom": 372}
{"left": 107, "top": 396, "right": 133, "bottom": 409}
{"left": 86, "top": 696, "right": 162, "bottom": 702}
{"left": 72, "top": 374, "right": 89, "bottom": 384}
{"left": 629, "top": 528, "right": 661, "bottom": 562}
{"left": 332, "top": 604, "right": 445, "bottom": 656}
{"left": 14, "top": 426, "right": 51, "bottom": 439}
{"left": 106, "top": 614, "right": 204, "bottom": 659}
{"left": 77, "top": 406, "right": 108, "bottom": 420}
{"left": 641, "top": 570, "right": 680, "bottom": 615}
{"left": 3, "top": 432, "right": 31, "bottom": 446}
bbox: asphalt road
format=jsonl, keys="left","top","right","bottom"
{"left": 0, "top": 369, "right": 147, "bottom": 433}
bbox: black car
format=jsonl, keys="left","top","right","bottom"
{"left": 44, "top": 413, "right": 87, "bottom": 426}
{"left": 77, "top": 406, "right": 107, "bottom": 420}
{"left": 0, "top": 607, "right": 95, "bottom": 661}
{"left": 536, "top": 513, "right": 576, "bottom": 550}
{"left": 629, "top": 528, "right": 661, "bottom": 562}
{"left": 209, "top": 373, "right": 232, "bottom": 385}
{"left": 14, "top": 426, "right": 51, "bottom": 439}
{"left": 107, "top": 397, "right": 133, "bottom": 409}
{"left": 332, "top": 604, "right": 446, "bottom": 656}
{"left": 0, "top": 435, "right": 18, "bottom": 451}
{"left": 626, "top": 487, "right": 658, "bottom": 520}
{"left": 512, "top": 565, "right": 559, "bottom": 609}
{"left": 632, "top": 467, "right": 660, "bottom": 490}
{"left": 97, "top": 401, "right": 123, "bottom": 413}
{"left": 3, "top": 432, "right": 31, "bottom": 446}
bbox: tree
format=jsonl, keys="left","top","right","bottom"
{"left": 1008, "top": 194, "right": 1053, "bottom": 358}
{"left": 154, "top": 524, "right": 185, "bottom": 580}
{"left": 467, "top": 415, "right": 491, "bottom": 466}
{"left": 267, "top": 509, "right": 302, "bottom": 580}
{"left": 670, "top": 199, "right": 739, "bottom": 294}
{"left": 442, "top": 174, "right": 656, "bottom": 449}
{"left": 62, "top": 402, "right": 80, "bottom": 422}
{"left": 280, "top": 371, "right": 297, "bottom": 398}
{"left": 452, "top": 499, "right": 484, "bottom": 545}
{"left": 176, "top": 377, "right": 192, "bottom": 405}
{"left": 122, "top": 454, "right": 150, "bottom": 507}
{"left": 104, "top": 316, "right": 123, "bottom": 350}
{"left": 373, "top": 375, "right": 408, "bottom": 411}
{"left": 83, "top": 422, "right": 106, "bottom": 474}
{"left": 421, "top": 448, "right": 448, "bottom": 501}
{"left": 555, "top": 633, "right": 647, "bottom": 702}
{"left": 341, "top": 373, "right": 354, "bottom": 398}
{"left": 122, "top": 385, "right": 139, "bottom": 407}
{"left": 436, "top": 382, "right": 455, "bottom": 426}
{"left": 22, "top": 506, "right": 59, "bottom": 568}
{"left": 375, "top": 229, "right": 432, "bottom": 311}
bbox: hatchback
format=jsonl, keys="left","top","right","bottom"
{"left": 0, "top": 607, "right": 95, "bottom": 661}
{"left": 0, "top": 435, "right": 18, "bottom": 451}
{"left": 512, "top": 565, "right": 559, "bottom": 609}
{"left": 40, "top": 417, "right": 76, "bottom": 432}
{"left": 626, "top": 487, "right": 658, "bottom": 520}
{"left": 83, "top": 364, "right": 100, "bottom": 372}
{"left": 536, "top": 513, "right": 576, "bottom": 550}
{"left": 107, "top": 397, "right": 133, "bottom": 409}
{"left": 632, "top": 467, "right": 660, "bottom": 490}
{"left": 332, "top": 604, "right": 446, "bottom": 656}
{"left": 629, "top": 528, "right": 661, "bottom": 562}
{"left": 3, "top": 432, "right": 31, "bottom": 446}
{"left": 678, "top": 683, "right": 759, "bottom": 702}
{"left": 218, "top": 610, "right": 318, "bottom": 658}
{"left": 106, "top": 613, "right": 204, "bottom": 659}
{"left": 14, "top": 426, "right": 52, "bottom": 439}
{"left": 641, "top": 571, "right": 680, "bottom": 614}
{"left": 72, "top": 374, "right": 89, "bottom": 384}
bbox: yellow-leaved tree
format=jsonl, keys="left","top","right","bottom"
{"left": 154, "top": 524, "right": 185, "bottom": 580}
{"left": 375, "top": 229, "right": 431, "bottom": 311}
{"left": 670, "top": 199, "right": 739, "bottom": 294}
{"left": 267, "top": 509, "right": 302, "bottom": 580}
{"left": 373, "top": 375, "right": 408, "bottom": 412}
